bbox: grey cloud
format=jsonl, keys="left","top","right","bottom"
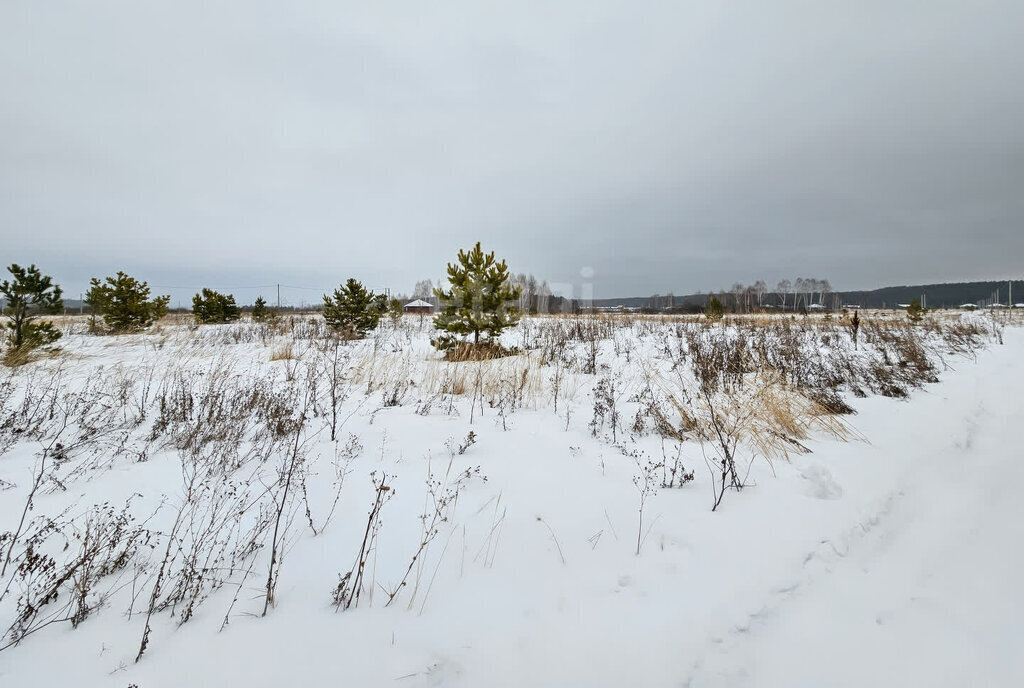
{"left": 2, "top": 1, "right": 1022, "bottom": 302}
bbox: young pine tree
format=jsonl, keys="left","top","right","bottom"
{"left": 151, "top": 294, "right": 169, "bottom": 321}
{"left": 433, "top": 242, "right": 522, "bottom": 348}
{"left": 703, "top": 296, "right": 725, "bottom": 322}
{"left": 192, "top": 289, "right": 241, "bottom": 324}
{"left": 387, "top": 298, "right": 403, "bottom": 324}
{"left": 322, "top": 278, "right": 382, "bottom": 338}
{"left": 85, "top": 272, "right": 170, "bottom": 332}
{"left": 252, "top": 296, "right": 270, "bottom": 321}
{"left": 906, "top": 298, "right": 927, "bottom": 323}
{"left": 1, "top": 264, "right": 64, "bottom": 351}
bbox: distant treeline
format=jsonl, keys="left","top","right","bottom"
{"left": 591, "top": 280, "right": 1024, "bottom": 312}
{"left": 51, "top": 293, "right": 583, "bottom": 315}
{"left": 20, "top": 279, "right": 1024, "bottom": 316}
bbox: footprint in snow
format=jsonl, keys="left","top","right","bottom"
{"left": 801, "top": 464, "right": 843, "bottom": 500}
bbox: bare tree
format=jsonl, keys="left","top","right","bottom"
{"left": 753, "top": 280, "right": 767, "bottom": 308}
{"left": 817, "top": 279, "right": 832, "bottom": 308}
{"left": 413, "top": 279, "right": 435, "bottom": 308}
{"left": 537, "top": 281, "right": 552, "bottom": 314}
{"left": 730, "top": 283, "right": 745, "bottom": 313}
{"left": 525, "top": 275, "right": 538, "bottom": 313}
{"left": 412, "top": 279, "right": 433, "bottom": 299}
{"left": 776, "top": 279, "right": 791, "bottom": 309}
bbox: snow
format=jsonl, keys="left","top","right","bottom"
{"left": 0, "top": 315, "right": 1021, "bottom": 687}
{"left": 687, "top": 332, "right": 1024, "bottom": 686}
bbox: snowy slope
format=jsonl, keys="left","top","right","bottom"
{"left": 688, "top": 329, "right": 1024, "bottom": 687}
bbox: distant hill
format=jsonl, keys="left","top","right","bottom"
{"left": 832, "top": 281, "right": 1023, "bottom": 309}
{"left": 590, "top": 280, "right": 1024, "bottom": 310}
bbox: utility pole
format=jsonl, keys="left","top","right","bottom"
{"left": 277, "top": 284, "right": 280, "bottom": 310}
{"left": 80, "top": 293, "right": 84, "bottom": 315}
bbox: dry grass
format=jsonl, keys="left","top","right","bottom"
{"left": 269, "top": 342, "right": 296, "bottom": 361}
{"left": 1, "top": 345, "right": 35, "bottom": 368}
{"left": 346, "top": 347, "right": 547, "bottom": 410}
{"left": 1, "top": 345, "right": 62, "bottom": 368}
{"left": 440, "top": 341, "right": 516, "bottom": 362}
{"left": 650, "top": 368, "right": 858, "bottom": 464}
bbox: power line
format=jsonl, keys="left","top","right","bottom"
{"left": 279, "top": 284, "right": 333, "bottom": 292}
{"left": 146, "top": 282, "right": 394, "bottom": 309}
{"left": 149, "top": 284, "right": 278, "bottom": 290}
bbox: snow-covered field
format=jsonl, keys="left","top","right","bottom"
{"left": 0, "top": 312, "right": 1020, "bottom": 687}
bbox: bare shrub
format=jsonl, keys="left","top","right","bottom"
{"left": 334, "top": 472, "right": 394, "bottom": 611}
{"left": 590, "top": 366, "right": 625, "bottom": 443}
{"left": 312, "top": 336, "right": 353, "bottom": 440}
{"left": 385, "top": 455, "right": 486, "bottom": 610}
{"left": 1, "top": 500, "right": 151, "bottom": 651}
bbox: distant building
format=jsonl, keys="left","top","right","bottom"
{"left": 403, "top": 299, "right": 434, "bottom": 315}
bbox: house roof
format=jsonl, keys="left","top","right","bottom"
{"left": 404, "top": 299, "right": 433, "bottom": 308}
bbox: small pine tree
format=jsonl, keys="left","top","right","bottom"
{"left": 388, "top": 298, "right": 403, "bottom": 324}
{"left": 906, "top": 298, "right": 926, "bottom": 323}
{"left": 252, "top": 296, "right": 270, "bottom": 321}
{"left": 433, "top": 242, "right": 522, "bottom": 348}
{"left": 374, "top": 293, "right": 388, "bottom": 317}
{"left": 703, "top": 296, "right": 725, "bottom": 321}
{"left": 192, "top": 288, "right": 241, "bottom": 324}
{"left": 1, "top": 263, "right": 63, "bottom": 351}
{"left": 322, "top": 278, "right": 382, "bottom": 338}
{"left": 151, "top": 295, "right": 170, "bottom": 321}
{"left": 85, "top": 271, "right": 169, "bottom": 332}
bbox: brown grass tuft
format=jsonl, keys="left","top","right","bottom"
{"left": 441, "top": 341, "right": 516, "bottom": 362}
{"left": 2, "top": 345, "right": 59, "bottom": 367}
{"left": 269, "top": 342, "right": 296, "bottom": 361}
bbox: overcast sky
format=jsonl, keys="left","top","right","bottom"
{"left": 2, "top": 1, "right": 1022, "bottom": 303}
